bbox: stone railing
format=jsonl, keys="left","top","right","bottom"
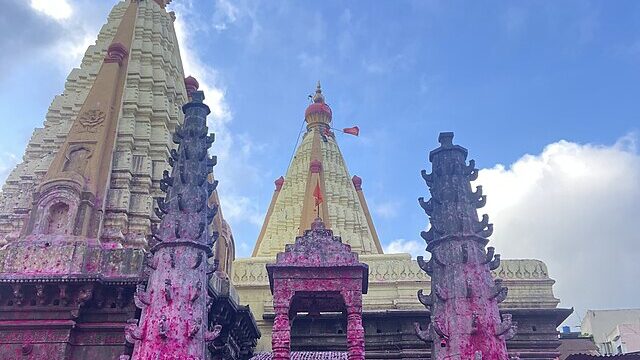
{"left": 232, "top": 254, "right": 551, "bottom": 286}
{"left": 232, "top": 254, "right": 560, "bottom": 310}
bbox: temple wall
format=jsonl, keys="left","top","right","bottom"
{"left": 101, "top": 0, "right": 189, "bottom": 246}
{"left": 233, "top": 256, "right": 560, "bottom": 352}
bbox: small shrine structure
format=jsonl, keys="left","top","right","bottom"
{"left": 266, "top": 218, "right": 369, "bottom": 360}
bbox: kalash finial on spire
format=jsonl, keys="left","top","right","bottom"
{"left": 305, "top": 81, "right": 332, "bottom": 128}
{"left": 313, "top": 81, "right": 325, "bottom": 103}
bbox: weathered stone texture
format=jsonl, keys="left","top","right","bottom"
{"left": 415, "top": 132, "right": 513, "bottom": 359}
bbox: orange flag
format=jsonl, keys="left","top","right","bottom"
{"left": 343, "top": 126, "right": 360, "bottom": 136}
{"left": 313, "top": 180, "right": 323, "bottom": 206}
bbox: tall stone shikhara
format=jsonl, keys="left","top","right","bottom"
{"left": 415, "top": 132, "right": 516, "bottom": 359}
{"left": 126, "top": 90, "right": 222, "bottom": 359}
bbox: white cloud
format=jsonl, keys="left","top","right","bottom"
{"left": 371, "top": 199, "right": 401, "bottom": 219}
{"left": 30, "top": 0, "right": 72, "bottom": 21}
{"left": 386, "top": 135, "right": 639, "bottom": 325}
{"left": 384, "top": 238, "right": 426, "bottom": 258}
{"left": 477, "top": 134, "right": 640, "bottom": 324}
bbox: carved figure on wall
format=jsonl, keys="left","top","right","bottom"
{"left": 63, "top": 146, "right": 92, "bottom": 175}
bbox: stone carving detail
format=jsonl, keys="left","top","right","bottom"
{"left": 78, "top": 109, "right": 106, "bottom": 132}
{"left": 415, "top": 132, "right": 515, "bottom": 360}
{"left": 129, "top": 91, "right": 222, "bottom": 359}
{"left": 63, "top": 146, "right": 93, "bottom": 174}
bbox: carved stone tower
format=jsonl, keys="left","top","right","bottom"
{"left": 415, "top": 132, "right": 516, "bottom": 360}
{"left": 126, "top": 90, "right": 222, "bottom": 358}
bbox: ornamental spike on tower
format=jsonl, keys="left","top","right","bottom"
{"left": 126, "top": 90, "right": 222, "bottom": 359}
{"left": 415, "top": 132, "right": 516, "bottom": 360}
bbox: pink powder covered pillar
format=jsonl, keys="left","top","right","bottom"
{"left": 271, "top": 291, "right": 293, "bottom": 360}
{"left": 125, "top": 90, "right": 222, "bottom": 360}
{"left": 415, "top": 133, "right": 516, "bottom": 360}
{"left": 344, "top": 291, "right": 365, "bottom": 360}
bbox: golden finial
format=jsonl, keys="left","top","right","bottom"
{"left": 312, "top": 81, "right": 325, "bottom": 103}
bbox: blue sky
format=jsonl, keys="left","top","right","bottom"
{"left": 1, "top": 0, "right": 639, "bottom": 326}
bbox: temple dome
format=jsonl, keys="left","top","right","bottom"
{"left": 305, "top": 82, "right": 332, "bottom": 125}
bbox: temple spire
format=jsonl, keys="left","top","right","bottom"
{"left": 252, "top": 83, "right": 382, "bottom": 257}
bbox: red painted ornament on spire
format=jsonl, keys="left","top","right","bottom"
{"left": 309, "top": 159, "right": 322, "bottom": 174}
{"left": 352, "top": 175, "right": 363, "bottom": 191}
{"left": 274, "top": 176, "right": 285, "bottom": 191}
{"left": 104, "top": 42, "right": 129, "bottom": 66}
{"left": 185, "top": 76, "right": 200, "bottom": 98}
{"left": 305, "top": 82, "right": 332, "bottom": 121}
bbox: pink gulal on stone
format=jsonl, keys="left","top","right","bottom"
{"left": 127, "top": 90, "right": 222, "bottom": 359}
{"left": 415, "top": 132, "right": 514, "bottom": 360}
{"left": 267, "top": 218, "right": 368, "bottom": 360}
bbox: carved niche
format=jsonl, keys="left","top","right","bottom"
{"left": 63, "top": 145, "right": 93, "bottom": 175}
{"left": 31, "top": 182, "right": 82, "bottom": 237}
{"left": 46, "top": 202, "right": 70, "bottom": 235}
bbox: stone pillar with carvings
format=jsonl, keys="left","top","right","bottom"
{"left": 415, "top": 132, "right": 516, "bottom": 360}
{"left": 125, "top": 90, "right": 222, "bottom": 359}
{"left": 345, "top": 291, "right": 365, "bottom": 360}
{"left": 271, "top": 295, "right": 292, "bottom": 360}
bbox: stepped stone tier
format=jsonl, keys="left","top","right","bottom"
{"left": 0, "top": 1, "right": 258, "bottom": 359}
{"left": 232, "top": 85, "right": 572, "bottom": 358}
{"left": 414, "top": 132, "right": 515, "bottom": 359}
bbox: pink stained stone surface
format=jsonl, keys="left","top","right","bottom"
{"left": 126, "top": 91, "right": 222, "bottom": 360}
{"left": 251, "top": 352, "right": 348, "bottom": 360}
{"left": 266, "top": 218, "right": 368, "bottom": 360}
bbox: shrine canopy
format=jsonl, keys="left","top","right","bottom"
{"left": 267, "top": 218, "right": 368, "bottom": 294}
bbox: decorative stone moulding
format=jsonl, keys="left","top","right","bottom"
{"left": 104, "top": 42, "right": 129, "bottom": 66}
{"left": 274, "top": 176, "right": 285, "bottom": 191}
{"left": 352, "top": 175, "right": 362, "bottom": 191}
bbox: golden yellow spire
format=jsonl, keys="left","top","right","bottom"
{"left": 252, "top": 84, "right": 382, "bottom": 257}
